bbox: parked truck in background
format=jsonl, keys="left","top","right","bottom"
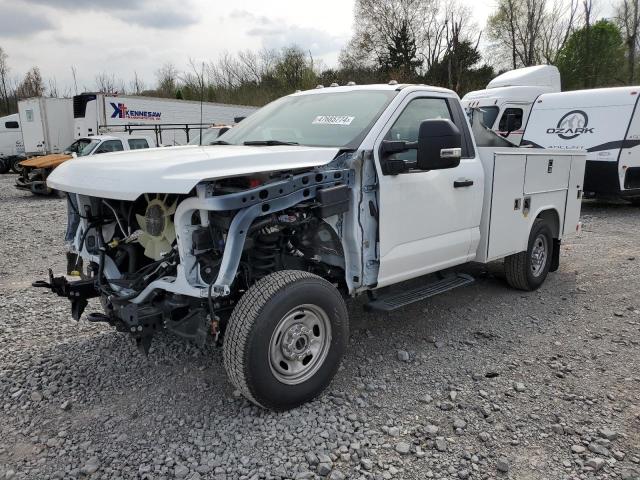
{"left": 18, "top": 97, "right": 74, "bottom": 157}
{"left": 0, "top": 113, "right": 25, "bottom": 174}
{"left": 462, "top": 65, "right": 561, "bottom": 145}
{"left": 17, "top": 133, "right": 155, "bottom": 195}
{"left": 73, "top": 93, "right": 257, "bottom": 146}
{"left": 39, "top": 83, "right": 586, "bottom": 411}
{"left": 464, "top": 66, "right": 640, "bottom": 203}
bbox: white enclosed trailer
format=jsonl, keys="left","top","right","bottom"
{"left": 462, "top": 65, "right": 561, "bottom": 144}
{"left": 522, "top": 87, "right": 640, "bottom": 201}
{"left": 0, "top": 113, "right": 25, "bottom": 173}
{"left": 72, "top": 93, "right": 257, "bottom": 145}
{"left": 18, "top": 97, "right": 74, "bottom": 156}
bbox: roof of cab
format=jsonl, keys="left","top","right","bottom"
{"left": 290, "top": 83, "right": 457, "bottom": 97}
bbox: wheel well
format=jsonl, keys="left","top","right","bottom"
{"left": 536, "top": 209, "right": 560, "bottom": 238}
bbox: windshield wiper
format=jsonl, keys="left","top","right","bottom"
{"left": 207, "top": 140, "right": 232, "bottom": 145}
{"left": 243, "top": 140, "right": 299, "bottom": 146}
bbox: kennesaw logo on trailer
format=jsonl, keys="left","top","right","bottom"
{"left": 110, "top": 103, "right": 162, "bottom": 121}
{"left": 546, "top": 110, "right": 594, "bottom": 140}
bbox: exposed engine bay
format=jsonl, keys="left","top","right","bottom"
{"left": 37, "top": 166, "right": 353, "bottom": 353}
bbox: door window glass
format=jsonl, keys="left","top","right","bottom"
{"left": 498, "top": 108, "right": 523, "bottom": 132}
{"left": 384, "top": 98, "right": 452, "bottom": 163}
{"left": 25, "top": 110, "right": 34, "bottom": 122}
{"left": 94, "top": 140, "right": 124, "bottom": 154}
{"left": 128, "top": 138, "right": 149, "bottom": 149}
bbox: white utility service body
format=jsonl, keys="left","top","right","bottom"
{"left": 462, "top": 65, "right": 561, "bottom": 145}
{"left": 73, "top": 93, "right": 257, "bottom": 145}
{"left": 18, "top": 97, "right": 74, "bottom": 156}
{"left": 44, "top": 84, "right": 586, "bottom": 410}
{"left": 0, "top": 113, "right": 24, "bottom": 162}
{"left": 522, "top": 87, "right": 640, "bottom": 200}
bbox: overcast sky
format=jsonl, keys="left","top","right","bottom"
{"left": 0, "top": 0, "right": 608, "bottom": 93}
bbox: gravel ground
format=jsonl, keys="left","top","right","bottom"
{"left": 0, "top": 173, "right": 639, "bottom": 480}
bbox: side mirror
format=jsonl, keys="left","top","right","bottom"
{"left": 416, "top": 119, "right": 462, "bottom": 170}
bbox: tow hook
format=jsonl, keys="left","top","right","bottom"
{"left": 32, "top": 269, "right": 99, "bottom": 320}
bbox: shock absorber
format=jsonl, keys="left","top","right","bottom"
{"left": 252, "top": 230, "right": 281, "bottom": 278}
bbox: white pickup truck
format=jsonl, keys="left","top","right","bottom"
{"left": 39, "top": 84, "right": 586, "bottom": 410}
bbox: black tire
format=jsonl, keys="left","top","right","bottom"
{"left": 223, "top": 270, "right": 349, "bottom": 410}
{"left": 629, "top": 198, "right": 640, "bottom": 206}
{"left": 10, "top": 158, "right": 24, "bottom": 174}
{"left": 504, "top": 220, "right": 554, "bottom": 291}
{"left": 0, "top": 159, "right": 9, "bottom": 174}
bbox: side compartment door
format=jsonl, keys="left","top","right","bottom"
{"left": 375, "top": 94, "right": 483, "bottom": 288}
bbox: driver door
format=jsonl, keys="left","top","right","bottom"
{"left": 374, "top": 94, "right": 483, "bottom": 288}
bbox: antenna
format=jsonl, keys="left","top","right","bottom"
{"left": 199, "top": 61, "right": 204, "bottom": 146}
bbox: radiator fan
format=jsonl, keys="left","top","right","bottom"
{"left": 135, "top": 193, "right": 178, "bottom": 260}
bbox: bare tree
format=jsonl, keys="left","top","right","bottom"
{"left": 95, "top": 72, "right": 117, "bottom": 93}
{"left": 70, "top": 65, "right": 78, "bottom": 95}
{"left": 0, "top": 47, "right": 12, "bottom": 113}
{"left": 16, "top": 67, "right": 45, "bottom": 98}
{"left": 540, "top": 0, "right": 579, "bottom": 64}
{"left": 616, "top": 0, "right": 640, "bottom": 83}
{"left": 48, "top": 77, "right": 59, "bottom": 97}
{"left": 488, "top": 0, "right": 580, "bottom": 68}
{"left": 341, "top": 0, "right": 443, "bottom": 76}
{"left": 130, "top": 71, "right": 145, "bottom": 95}
{"left": 156, "top": 63, "right": 179, "bottom": 97}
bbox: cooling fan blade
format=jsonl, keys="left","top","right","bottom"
{"left": 134, "top": 195, "right": 178, "bottom": 260}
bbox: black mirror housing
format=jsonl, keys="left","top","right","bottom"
{"left": 416, "top": 119, "right": 462, "bottom": 170}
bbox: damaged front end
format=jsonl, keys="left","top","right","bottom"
{"left": 35, "top": 166, "right": 353, "bottom": 354}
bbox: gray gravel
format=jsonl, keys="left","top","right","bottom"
{"left": 1, "top": 174, "right": 639, "bottom": 480}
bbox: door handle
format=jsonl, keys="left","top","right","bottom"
{"left": 454, "top": 179, "right": 474, "bottom": 188}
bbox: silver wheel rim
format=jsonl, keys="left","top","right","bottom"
{"left": 531, "top": 234, "right": 548, "bottom": 277}
{"left": 269, "top": 304, "right": 332, "bottom": 385}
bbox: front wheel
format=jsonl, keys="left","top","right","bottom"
{"left": 223, "top": 270, "right": 349, "bottom": 410}
{"left": 504, "top": 220, "right": 554, "bottom": 291}
{"left": 11, "top": 158, "right": 24, "bottom": 174}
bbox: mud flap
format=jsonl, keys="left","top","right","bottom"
{"left": 550, "top": 239, "right": 561, "bottom": 272}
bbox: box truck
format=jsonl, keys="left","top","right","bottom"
{"left": 73, "top": 93, "right": 257, "bottom": 146}
{"left": 18, "top": 97, "right": 74, "bottom": 157}
{"left": 40, "top": 82, "right": 586, "bottom": 410}
{"left": 0, "top": 113, "right": 25, "bottom": 173}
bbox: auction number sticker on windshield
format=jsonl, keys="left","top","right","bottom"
{"left": 312, "top": 115, "right": 355, "bottom": 126}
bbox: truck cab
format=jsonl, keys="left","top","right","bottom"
{"left": 0, "top": 113, "right": 25, "bottom": 174}
{"left": 462, "top": 65, "right": 561, "bottom": 145}
{"left": 41, "top": 84, "right": 585, "bottom": 411}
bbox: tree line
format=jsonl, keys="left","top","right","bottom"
{"left": 1, "top": 0, "right": 640, "bottom": 117}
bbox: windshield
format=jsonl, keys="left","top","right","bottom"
{"left": 188, "top": 128, "right": 225, "bottom": 146}
{"left": 467, "top": 106, "right": 500, "bottom": 129}
{"left": 218, "top": 90, "right": 398, "bottom": 148}
{"left": 65, "top": 138, "right": 100, "bottom": 157}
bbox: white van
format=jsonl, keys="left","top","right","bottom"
{"left": 0, "top": 113, "right": 25, "bottom": 173}
{"left": 462, "top": 65, "right": 561, "bottom": 145}
{"left": 522, "top": 87, "right": 640, "bottom": 202}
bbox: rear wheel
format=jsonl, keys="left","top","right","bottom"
{"left": 223, "top": 270, "right": 349, "bottom": 410}
{"left": 504, "top": 220, "right": 554, "bottom": 291}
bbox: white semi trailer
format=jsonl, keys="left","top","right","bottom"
{"left": 72, "top": 93, "right": 257, "bottom": 145}
{"left": 18, "top": 97, "right": 74, "bottom": 157}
